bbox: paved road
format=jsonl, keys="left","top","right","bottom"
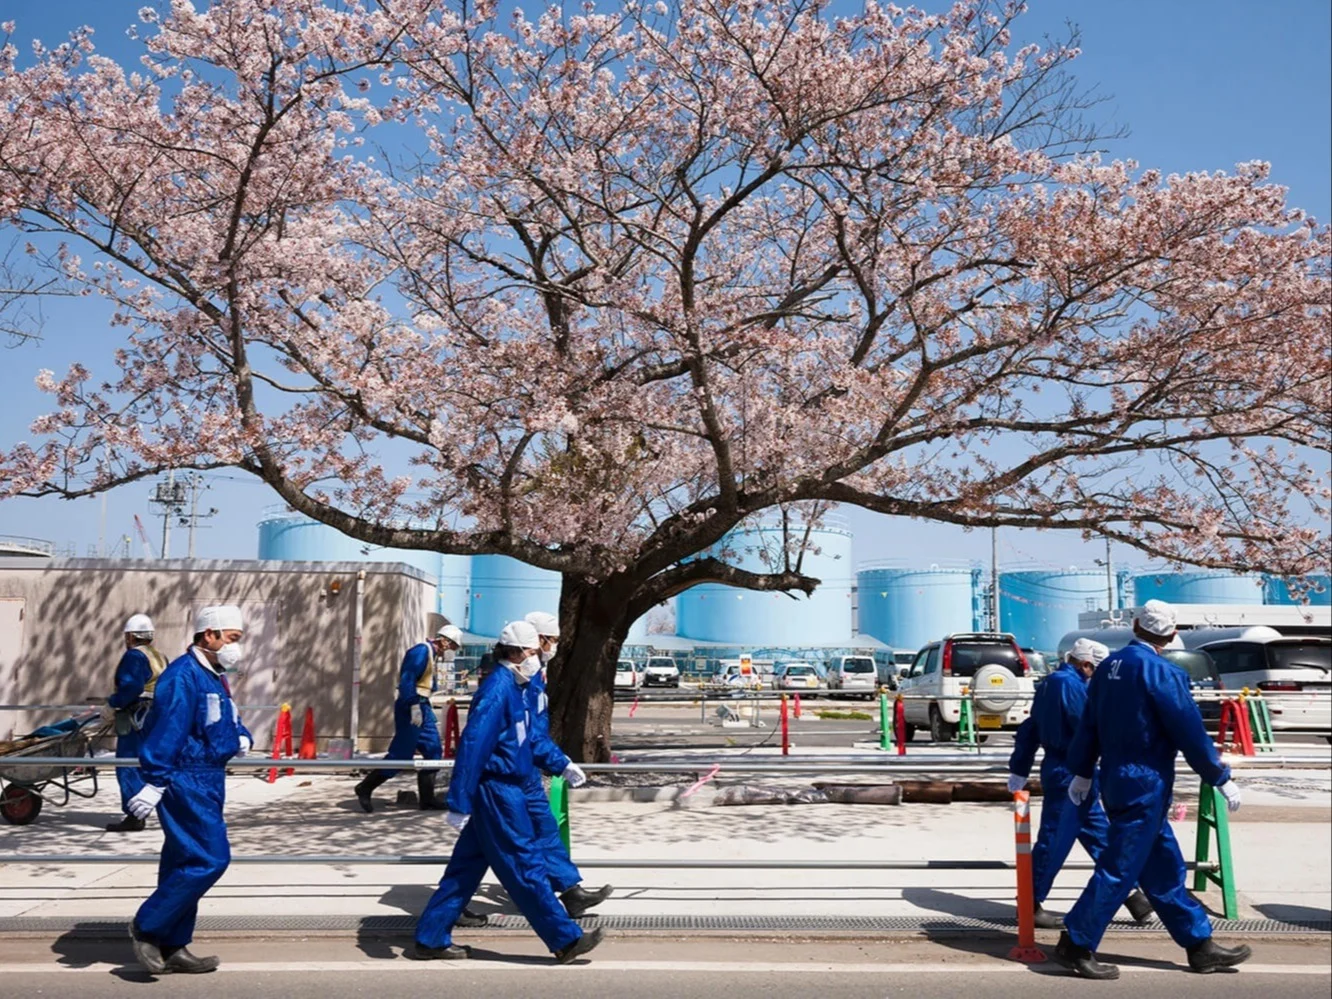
{"left": 2, "top": 936, "right": 1327, "bottom": 998}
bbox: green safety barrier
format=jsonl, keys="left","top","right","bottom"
{"left": 1246, "top": 694, "right": 1275, "bottom": 753}
{"left": 956, "top": 697, "right": 978, "bottom": 749}
{"left": 1193, "top": 782, "right": 1238, "bottom": 919}
{"left": 878, "top": 690, "right": 895, "bottom": 752}
{"left": 548, "top": 775, "right": 571, "bottom": 852}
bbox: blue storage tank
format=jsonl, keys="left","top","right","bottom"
{"left": 1133, "top": 570, "right": 1263, "bottom": 606}
{"left": 857, "top": 564, "right": 977, "bottom": 652}
{"left": 468, "top": 555, "right": 560, "bottom": 638}
{"left": 676, "top": 519, "right": 854, "bottom": 645}
{"left": 437, "top": 555, "right": 472, "bottom": 630}
{"left": 1000, "top": 569, "right": 1116, "bottom": 653}
{"left": 257, "top": 513, "right": 443, "bottom": 581}
{"left": 1263, "top": 574, "right": 1331, "bottom": 606}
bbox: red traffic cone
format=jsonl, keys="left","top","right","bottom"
{"left": 298, "top": 706, "right": 316, "bottom": 760}
{"left": 267, "top": 704, "right": 293, "bottom": 783}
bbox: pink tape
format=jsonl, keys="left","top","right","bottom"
{"left": 680, "top": 763, "right": 722, "bottom": 799}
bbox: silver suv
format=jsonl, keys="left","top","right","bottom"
{"left": 897, "top": 633, "right": 1035, "bottom": 741}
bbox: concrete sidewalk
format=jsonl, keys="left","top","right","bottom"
{"left": 1, "top": 767, "right": 1328, "bottom": 931}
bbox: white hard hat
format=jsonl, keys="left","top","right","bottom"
{"left": 436, "top": 624, "right": 463, "bottom": 646}
{"left": 498, "top": 620, "right": 540, "bottom": 649}
{"left": 1137, "top": 599, "right": 1177, "bottom": 638}
{"left": 124, "top": 613, "right": 154, "bottom": 635}
{"left": 524, "top": 611, "right": 560, "bottom": 638}
{"left": 1068, "top": 638, "right": 1110, "bottom": 666}
{"left": 194, "top": 604, "right": 244, "bottom": 634}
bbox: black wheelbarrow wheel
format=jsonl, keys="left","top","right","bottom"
{"left": 0, "top": 783, "right": 43, "bottom": 825}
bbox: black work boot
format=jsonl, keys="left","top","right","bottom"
{"left": 409, "top": 942, "right": 471, "bottom": 960}
{"left": 417, "top": 771, "right": 447, "bottom": 811}
{"left": 560, "top": 883, "right": 614, "bottom": 919}
{"left": 128, "top": 922, "right": 166, "bottom": 975}
{"left": 554, "top": 925, "right": 605, "bottom": 964}
{"left": 162, "top": 946, "right": 220, "bottom": 974}
{"left": 1124, "top": 890, "right": 1154, "bottom": 924}
{"left": 353, "top": 771, "right": 391, "bottom": 813}
{"left": 1187, "top": 938, "right": 1252, "bottom": 974}
{"left": 456, "top": 908, "right": 488, "bottom": 928}
{"left": 1055, "top": 930, "right": 1120, "bottom": 980}
{"left": 1033, "top": 904, "right": 1065, "bottom": 929}
{"left": 105, "top": 814, "right": 146, "bottom": 833}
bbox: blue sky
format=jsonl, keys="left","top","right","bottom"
{"left": 0, "top": 0, "right": 1328, "bottom": 572}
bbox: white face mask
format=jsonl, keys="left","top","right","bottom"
{"left": 216, "top": 643, "right": 243, "bottom": 671}
{"left": 519, "top": 654, "right": 542, "bottom": 678}
{"left": 540, "top": 646, "right": 555, "bottom": 666}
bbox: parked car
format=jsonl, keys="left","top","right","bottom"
{"left": 826, "top": 655, "right": 877, "bottom": 700}
{"left": 614, "top": 659, "right": 638, "bottom": 689}
{"left": 1181, "top": 628, "right": 1331, "bottom": 738}
{"left": 641, "top": 656, "right": 681, "bottom": 688}
{"left": 1159, "top": 647, "right": 1223, "bottom": 727}
{"left": 897, "top": 633, "right": 1035, "bottom": 742}
{"left": 1023, "top": 649, "right": 1051, "bottom": 680}
{"left": 776, "top": 662, "right": 823, "bottom": 693}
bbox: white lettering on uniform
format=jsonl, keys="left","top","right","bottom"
{"left": 206, "top": 692, "right": 222, "bottom": 725}
{"left": 1108, "top": 661, "right": 1122, "bottom": 680}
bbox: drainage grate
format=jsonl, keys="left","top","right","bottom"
{"left": 6, "top": 914, "right": 1328, "bottom": 937}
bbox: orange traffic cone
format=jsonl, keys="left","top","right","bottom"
{"left": 298, "top": 706, "right": 316, "bottom": 760}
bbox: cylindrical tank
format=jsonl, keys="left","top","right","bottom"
{"left": 468, "top": 555, "right": 561, "bottom": 638}
{"left": 257, "top": 515, "right": 442, "bottom": 579}
{"left": 1133, "top": 570, "right": 1263, "bottom": 606}
{"left": 1263, "top": 574, "right": 1331, "bottom": 606}
{"left": 676, "top": 519, "right": 854, "bottom": 645}
{"left": 857, "top": 564, "right": 976, "bottom": 652}
{"left": 437, "top": 555, "right": 472, "bottom": 630}
{"left": 1000, "top": 568, "right": 1116, "bottom": 654}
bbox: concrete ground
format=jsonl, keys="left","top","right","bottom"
{"left": 0, "top": 937, "right": 1327, "bottom": 998}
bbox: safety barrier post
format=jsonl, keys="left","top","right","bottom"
{"left": 267, "top": 703, "right": 294, "bottom": 783}
{"left": 894, "top": 696, "right": 907, "bottom": 756}
{"left": 548, "top": 775, "right": 571, "bottom": 852}
{"left": 1008, "top": 790, "right": 1046, "bottom": 963}
{"left": 878, "top": 691, "right": 893, "bottom": 752}
{"left": 793, "top": 692, "right": 802, "bottom": 719}
{"left": 1216, "top": 699, "right": 1255, "bottom": 757}
{"left": 297, "top": 707, "right": 317, "bottom": 760}
{"left": 1245, "top": 690, "right": 1275, "bottom": 753}
{"left": 956, "top": 695, "right": 977, "bottom": 749}
{"left": 780, "top": 694, "right": 791, "bottom": 756}
{"left": 1192, "top": 782, "right": 1238, "bottom": 919}
{"left": 442, "top": 699, "right": 460, "bottom": 760}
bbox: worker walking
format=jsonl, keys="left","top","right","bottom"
{"left": 353, "top": 625, "right": 462, "bottom": 813}
{"left": 1056, "top": 601, "right": 1249, "bottom": 979}
{"left": 126, "top": 605, "right": 252, "bottom": 976}
{"left": 522, "top": 611, "right": 613, "bottom": 918}
{"left": 1008, "top": 638, "right": 1153, "bottom": 928}
{"left": 411, "top": 620, "right": 603, "bottom": 964}
{"left": 103, "top": 613, "right": 169, "bottom": 833}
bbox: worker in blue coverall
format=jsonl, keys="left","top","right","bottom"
{"left": 102, "top": 613, "right": 169, "bottom": 833}
{"left": 353, "top": 625, "right": 462, "bottom": 813}
{"left": 1008, "top": 638, "right": 1153, "bottom": 928}
{"left": 1055, "top": 600, "right": 1249, "bottom": 980}
{"left": 521, "top": 611, "right": 613, "bottom": 917}
{"left": 410, "top": 620, "right": 604, "bottom": 964}
{"left": 125, "top": 604, "right": 253, "bottom": 977}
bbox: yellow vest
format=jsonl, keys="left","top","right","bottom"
{"left": 141, "top": 646, "right": 168, "bottom": 697}
{"left": 415, "top": 644, "right": 437, "bottom": 699}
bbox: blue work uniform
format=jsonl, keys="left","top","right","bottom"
{"left": 133, "top": 649, "right": 252, "bottom": 950}
{"left": 414, "top": 665, "right": 582, "bottom": 955}
{"left": 107, "top": 646, "right": 167, "bottom": 814}
{"left": 1010, "top": 662, "right": 1116, "bottom": 905}
{"left": 1063, "top": 640, "right": 1232, "bottom": 952}
{"left": 382, "top": 642, "right": 442, "bottom": 778}
{"left": 525, "top": 668, "right": 581, "bottom": 892}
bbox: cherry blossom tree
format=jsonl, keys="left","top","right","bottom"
{"left": 1, "top": 1, "right": 1327, "bottom": 759}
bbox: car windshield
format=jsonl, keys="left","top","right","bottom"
{"left": 1163, "top": 650, "right": 1216, "bottom": 684}
{"left": 616, "top": 662, "right": 634, "bottom": 671}
{"left": 947, "top": 642, "right": 1019, "bottom": 678}
{"left": 1268, "top": 643, "right": 1332, "bottom": 672}
{"left": 843, "top": 658, "right": 875, "bottom": 673}
{"left": 786, "top": 666, "right": 814, "bottom": 676}
{"left": 648, "top": 659, "right": 675, "bottom": 669}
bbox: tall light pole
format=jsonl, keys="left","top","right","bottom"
{"left": 1104, "top": 535, "right": 1115, "bottom": 611}
{"left": 990, "top": 525, "right": 1000, "bottom": 632}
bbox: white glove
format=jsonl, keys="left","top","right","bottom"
{"left": 410, "top": 703, "right": 424, "bottom": 728}
{"left": 237, "top": 734, "right": 252, "bottom": 757}
{"left": 1217, "top": 780, "right": 1241, "bottom": 813}
{"left": 1007, "top": 773, "right": 1027, "bottom": 795}
{"left": 562, "top": 762, "right": 588, "bottom": 788}
{"left": 445, "top": 811, "right": 470, "bottom": 832}
{"left": 127, "top": 784, "right": 164, "bottom": 820}
{"left": 1067, "top": 775, "right": 1093, "bottom": 806}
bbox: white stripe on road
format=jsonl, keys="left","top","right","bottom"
{"left": 0, "top": 961, "right": 1326, "bottom": 976}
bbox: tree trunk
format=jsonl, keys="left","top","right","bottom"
{"left": 546, "top": 574, "right": 633, "bottom": 763}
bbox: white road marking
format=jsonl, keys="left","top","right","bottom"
{"left": 0, "top": 961, "right": 1326, "bottom": 976}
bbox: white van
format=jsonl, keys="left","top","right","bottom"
{"left": 826, "top": 655, "right": 877, "bottom": 699}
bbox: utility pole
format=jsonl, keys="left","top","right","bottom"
{"left": 1104, "top": 535, "right": 1115, "bottom": 612}
{"left": 149, "top": 471, "right": 188, "bottom": 559}
{"left": 181, "top": 472, "right": 218, "bottom": 558}
{"left": 990, "top": 526, "right": 1000, "bottom": 632}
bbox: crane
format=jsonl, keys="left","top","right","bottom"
{"left": 133, "top": 515, "right": 157, "bottom": 559}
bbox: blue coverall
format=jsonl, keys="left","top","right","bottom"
{"left": 1063, "top": 640, "right": 1231, "bottom": 952}
{"left": 134, "top": 650, "right": 251, "bottom": 950}
{"left": 414, "top": 665, "right": 582, "bottom": 954}
{"left": 1009, "top": 662, "right": 1110, "bottom": 905}
{"left": 107, "top": 647, "right": 162, "bottom": 813}
{"left": 382, "top": 642, "right": 442, "bottom": 778}
{"left": 525, "top": 668, "right": 581, "bottom": 892}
